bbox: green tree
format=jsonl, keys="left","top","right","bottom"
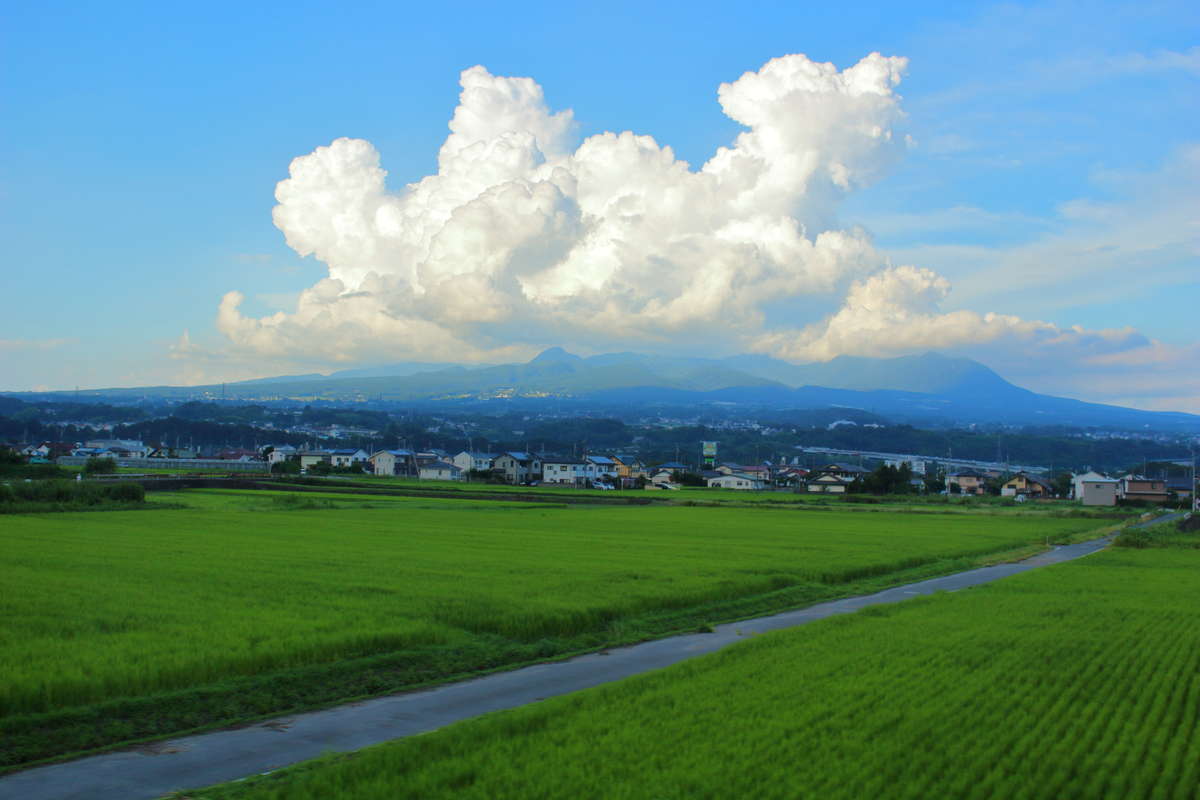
{"left": 82, "top": 456, "right": 117, "bottom": 475}
{"left": 672, "top": 471, "right": 707, "bottom": 487}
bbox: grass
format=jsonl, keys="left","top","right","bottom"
{"left": 0, "top": 489, "right": 1104, "bottom": 767}
{"left": 1114, "top": 517, "right": 1200, "bottom": 549}
{"left": 187, "top": 530, "right": 1200, "bottom": 800}
{"left": 281, "top": 476, "right": 1130, "bottom": 518}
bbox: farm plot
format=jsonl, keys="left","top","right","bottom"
{"left": 0, "top": 491, "right": 1101, "bottom": 765}
{"left": 191, "top": 539, "right": 1200, "bottom": 800}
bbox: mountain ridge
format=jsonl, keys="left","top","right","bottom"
{"left": 12, "top": 349, "right": 1198, "bottom": 432}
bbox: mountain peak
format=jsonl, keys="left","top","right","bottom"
{"left": 530, "top": 347, "right": 583, "bottom": 365}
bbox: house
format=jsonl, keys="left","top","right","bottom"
{"left": 611, "top": 454, "right": 646, "bottom": 479}
{"left": 494, "top": 451, "right": 542, "bottom": 484}
{"left": 542, "top": 457, "right": 596, "bottom": 486}
{"left": 24, "top": 442, "right": 75, "bottom": 459}
{"left": 586, "top": 455, "right": 619, "bottom": 479}
{"left": 819, "top": 462, "right": 869, "bottom": 477}
{"left": 419, "top": 461, "right": 462, "bottom": 481}
{"left": 218, "top": 448, "right": 260, "bottom": 462}
{"left": 84, "top": 439, "right": 150, "bottom": 458}
{"left": 1001, "top": 472, "right": 1053, "bottom": 498}
{"left": 1166, "top": 476, "right": 1195, "bottom": 501}
{"left": 329, "top": 448, "right": 369, "bottom": 468}
{"left": 298, "top": 450, "right": 333, "bottom": 470}
{"left": 452, "top": 451, "right": 496, "bottom": 474}
{"left": 1071, "top": 470, "right": 1108, "bottom": 500}
{"left": 369, "top": 449, "right": 417, "bottom": 477}
{"left": 1078, "top": 477, "right": 1119, "bottom": 506}
{"left": 806, "top": 472, "right": 856, "bottom": 493}
{"left": 71, "top": 447, "right": 114, "bottom": 459}
{"left": 805, "top": 463, "right": 868, "bottom": 493}
{"left": 776, "top": 467, "right": 809, "bottom": 487}
{"left": 414, "top": 450, "right": 448, "bottom": 467}
{"left": 1118, "top": 475, "right": 1171, "bottom": 504}
{"left": 267, "top": 445, "right": 297, "bottom": 464}
{"left": 810, "top": 463, "right": 869, "bottom": 481}
{"left": 149, "top": 446, "right": 197, "bottom": 459}
{"left": 650, "top": 469, "right": 680, "bottom": 485}
{"left": 716, "top": 463, "right": 770, "bottom": 479}
{"left": 946, "top": 469, "right": 987, "bottom": 496}
{"left": 708, "top": 473, "right": 765, "bottom": 490}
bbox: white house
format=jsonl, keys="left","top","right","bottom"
{"left": 267, "top": 444, "right": 297, "bottom": 464}
{"left": 369, "top": 449, "right": 416, "bottom": 477}
{"left": 542, "top": 458, "right": 596, "bottom": 485}
{"left": 708, "top": 473, "right": 765, "bottom": 490}
{"left": 329, "top": 448, "right": 369, "bottom": 468}
{"left": 419, "top": 461, "right": 462, "bottom": 481}
{"left": 451, "top": 451, "right": 496, "bottom": 474}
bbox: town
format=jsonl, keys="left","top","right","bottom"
{"left": 8, "top": 434, "right": 1195, "bottom": 508}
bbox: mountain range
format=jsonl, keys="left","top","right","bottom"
{"left": 40, "top": 348, "right": 1199, "bottom": 432}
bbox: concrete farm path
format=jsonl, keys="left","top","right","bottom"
{"left": 3, "top": 522, "right": 1165, "bottom": 800}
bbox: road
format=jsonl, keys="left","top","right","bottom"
{"left": 0, "top": 526, "right": 1145, "bottom": 800}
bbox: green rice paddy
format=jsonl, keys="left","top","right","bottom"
{"left": 0, "top": 488, "right": 1105, "bottom": 766}
{"left": 191, "top": 535, "right": 1200, "bottom": 800}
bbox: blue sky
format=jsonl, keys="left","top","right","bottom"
{"left": 2, "top": 0, "right": 1197, "bottom": 411}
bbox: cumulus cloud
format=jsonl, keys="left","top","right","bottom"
{"left": 755, "top": 265, "right": 1149, "bottom": 364}
{"left": 218, "top": 53, "right": 915, "bottom": 361}
{"left": 210, "top": 51, "right": 1184, "bottom": 407}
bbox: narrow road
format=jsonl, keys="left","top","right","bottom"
{"left": 0, "top": 529, "right": 1135, "bottom": 800}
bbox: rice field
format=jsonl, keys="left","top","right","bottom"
{"left": 0, "top": 490, "right": 1100, "bottom": 718}
{"left": 191, "top": 538, "right": 1200, "bottom": 800}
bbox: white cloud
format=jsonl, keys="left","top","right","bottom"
{"left": 217, "top": 53, "right": 911, "bottom": 362}
{"left": 202, "top": 52, "right": 1196, "bottom": 412}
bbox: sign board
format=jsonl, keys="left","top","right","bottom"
{"left": 702, "top": 441, "right": 718, "bottom": 457}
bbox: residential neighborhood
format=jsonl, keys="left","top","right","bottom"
{"left": 2, "top": 433, "right": 1196, "bottom": 508}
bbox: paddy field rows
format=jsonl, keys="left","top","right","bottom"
{"left": 191, "top": 538, "right": 1200, "bottom": 800}
{"left": 1, "top": 488, "right": 1108, "bottom": 766}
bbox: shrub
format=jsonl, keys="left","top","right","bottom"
{"left": 0, "top": 479, "right": 145, "bottom": 508}
{"left": 104, "top": 482, "right": 145, "bottom": 503}
{"left": 82, "top": 456, "right": 117, "bottom": 475}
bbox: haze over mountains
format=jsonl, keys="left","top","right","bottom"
{"left": 28, "top": 350, "right": 1199, "bottom": 433}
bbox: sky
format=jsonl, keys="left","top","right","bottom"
{"left": 2, "top": 0, "right": 1198, "bottom": 412}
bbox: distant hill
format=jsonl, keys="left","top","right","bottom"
{"left": 721, "top": 352, "right": 1026, "bottom": 397}
{"left": 25, "top": 348, "right": 1200, "bottom": 432}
